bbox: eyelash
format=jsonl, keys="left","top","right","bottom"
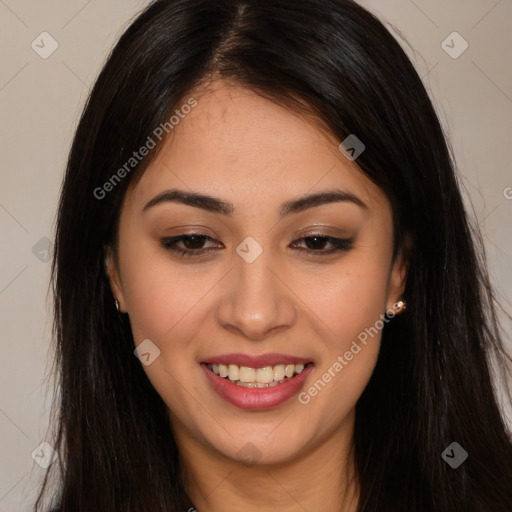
{"left": 159, "top": 233, "right": 354, "bottom": 258}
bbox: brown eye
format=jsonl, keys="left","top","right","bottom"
{"left": 291, "top": 235, "right": 354, "bottom": 255}
{"left": 160, "top": 234, "right": 221, "bottom": 257}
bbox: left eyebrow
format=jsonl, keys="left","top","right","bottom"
{"left": 279, "top": 190, "right": 368, "bottom": 217}
{"left": 142, "top": 188, "right": 368, "bottom": 217}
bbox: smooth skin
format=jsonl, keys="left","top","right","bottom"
{"left": 106, "top": 79, "right": 408, "bottom": 512}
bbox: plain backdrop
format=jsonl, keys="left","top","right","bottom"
{"left": 1, "top": 1, "right": 511, "bottom": 510}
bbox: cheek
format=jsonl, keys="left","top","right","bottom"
{"left": 297, "top": 251, "right": 390, "bottom": 405}
{"left": 303, "top": 250, "right": 391, "bottom": 342}
{"left": 300, "top": 342, "right": 380, "bottom": 423}
{"left": 120, "top": 250, "right": 208, "bottom": 419}
{"left": 120, "top": 245, "right": 212, "bottom": 344}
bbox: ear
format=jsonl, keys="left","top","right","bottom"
{"left": 385, "top": 233, "right": 411, "bottom": 312}
{"left": 104, "top": 246, "right": 127, "bottom": 312}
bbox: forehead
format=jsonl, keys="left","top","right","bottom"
{"left": 124, "top": 80, "right": 389, "bottom": 217}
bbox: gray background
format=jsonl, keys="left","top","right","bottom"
{"left": 1, "top": 1, "right": 511, "bottom": 510}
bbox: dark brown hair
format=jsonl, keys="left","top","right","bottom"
{"left": 37, "top": 0, "right": 512, "bottom": 510}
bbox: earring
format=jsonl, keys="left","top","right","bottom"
{"left": 114, "top": 298, "right": 120, "bottom": 312}
{"left": 395, "top": 299, "right": 407, "bottom": 314}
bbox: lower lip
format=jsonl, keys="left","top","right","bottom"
{"left": 200, "top": 363, "right": 314, "bottom": 410}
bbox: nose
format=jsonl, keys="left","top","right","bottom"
{"left": 216, "top": 245, "right": 297, "bottom": 341}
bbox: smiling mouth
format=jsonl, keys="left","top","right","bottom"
{"left": 206, "top": 362, "right": 313, "bottom": 388}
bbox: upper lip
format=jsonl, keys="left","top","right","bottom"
{"left": 202, "top": 353, "right": 312, "bottom": 368}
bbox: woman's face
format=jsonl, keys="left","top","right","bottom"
{"left": 107, "top": 80, "right": 407, "bottom": 466}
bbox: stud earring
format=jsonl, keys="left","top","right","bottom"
{"left": 114, "top": 298, "right": 120, "bottom": 312}
{"left": 395, "top": 300, "right": 407, "bottom": 314}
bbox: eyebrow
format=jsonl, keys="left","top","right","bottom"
{"left": 142, "top": 188, "right": 368, "bottom": 218}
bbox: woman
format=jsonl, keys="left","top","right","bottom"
{"left": 36, "top": 0, "right": 512, "bottom": 510}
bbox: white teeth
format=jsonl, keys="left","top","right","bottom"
{"left": 273, "top": 364, "right": 285, "bottom": 381}
{"left": 239, "top": 366, "right": 256, "bottom": 383}
{"left": 228, "top": 364, "right": 239, "bottom": 381}
{"left": 256, "top": 366, "right": 274, "bottom": 384}
{"left": 284, "top": 364, "right": 295, "bottom": 378}
{"left": 208, "top": 362, "right": 309, "bottom": 385}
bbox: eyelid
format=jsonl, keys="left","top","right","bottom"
{"left": 290, "top": 233, "right": 354, "bottom": 255}
{"left": 160, "top": 231, "right": 354, "bottom": 258}
{"left": 160, "top": 233, "right": 222, "bottom": 254}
